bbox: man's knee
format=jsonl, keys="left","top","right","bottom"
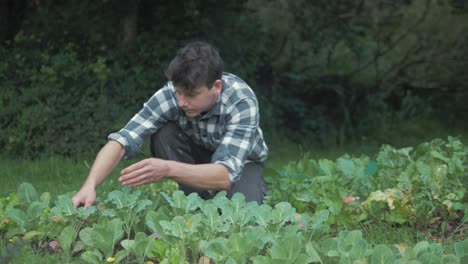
{"left": 150, "top": 122, "right": 185, "bottom": 159}
{"left": 227, "top": 162, "right": 266, "bottom": 204}
{"left": 151, "top": 122, "right": 180, "bottom": 146}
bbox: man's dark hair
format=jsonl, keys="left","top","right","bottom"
{"left": 165, "top": 41, "right": 224, "bottom": 93}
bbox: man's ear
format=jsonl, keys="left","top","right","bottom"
{"left": 213, "top": 79, "right": 223, "bottom": 95}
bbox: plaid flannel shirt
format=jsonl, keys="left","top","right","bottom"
{"left": 108, "top": 72, "right": 268, "bottom": 182}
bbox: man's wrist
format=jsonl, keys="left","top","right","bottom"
{"left": 164, "top": 160, "right": 177, "bottom": 179}
{"left": 82, "top": 179, "right": 97, "bottom": 190}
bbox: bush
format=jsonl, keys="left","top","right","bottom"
{"left": 0, "top": 34, "right": 169, "bottom": 157}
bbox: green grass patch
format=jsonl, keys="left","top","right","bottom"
{"left": 0, "top": 157, "right": 138, "bottom": 198}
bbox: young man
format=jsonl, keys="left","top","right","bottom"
{"left": 71, "top": 41, "right": 269, "bottom": 207}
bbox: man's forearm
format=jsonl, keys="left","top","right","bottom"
{"left": 166, "top": 161, "right": 231, "bottom": 191}
{"left": 82, "top": 140, "right": 125, "bottom": 189}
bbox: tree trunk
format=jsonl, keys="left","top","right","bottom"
{"left": 0, "top": 0, "right": 11, "bottom": 41}
{"left": 119, "top": 2, "right": 139, "bottom": 49}
{"left": 0, "top": 0, "right": 27, "bottom": 42}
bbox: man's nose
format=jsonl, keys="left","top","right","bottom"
{"left": 178, "top": 95, "right": 188, "bottom": 107}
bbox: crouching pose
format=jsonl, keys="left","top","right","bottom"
{"left": 72, "top": 41, "right": 269, "bottom": 207}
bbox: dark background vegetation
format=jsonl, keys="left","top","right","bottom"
{"left": 1, "top": 0, "right": 467, "bottom": 158}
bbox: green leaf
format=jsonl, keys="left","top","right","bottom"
{"left": 324, "top": 198, "right": 342, "bottom": 216}
{"left": 108, "top": 218, "right": 124, "bottom": 244}
{"left": 202, "top": 203, "right": 222, "bottom": 228}
{"left": 337, "top": 158, "right": 355, "bottom": 177}
{"left": 145, "top": 211, "right": 162, "bottom": 234}
{"left": 161, "top": 192, "right": 174, "bottom": 206}
{"left": 73, "top": 241, "right": 85, "bottom": 253}
{"left": 306, "top": 210, "right": 330, "bottom": 231}
{"left": 306, "top": 242, "right": 323, "bottom": 263}
{"left": 418, "top": 252, "right": 441, "bottom": 264}
{"left": 120, "top": 239, "right": 135, "bottom": 252}
{"left": 454, "top": 239, "right": 468, "bottom": 258}
{"left": 441, "top": 254, "right": 460, "bottom": 264}
{"left": 26, "top": 201, "right": 45, "bottom": 220}
{"left": 270, "top": 234, "right": 302, "bottom": 260}
{"left": 81, "top": 250, "right": 102, "bottom": 264}
{"left": 145, "top": 207, "right": 171, "bottom": 233}
{"left": 271, "top": 202, "right": 295, "bottom": 225}
{"left": 6, "top": 226, "right": 26, "bottom": 238}
{"left": 226, "top": 233, "right": 251, "bottom": 262}
{"left": 23, "top": 230, "right": 43, "bottom": 240}
{"left": 172, "top": 190, "right": 188, "bottom": 209}
{"left": 77, "top": 206, "right": 97, "bottom": 219}
{"left": 212, "top": 191, "right": 230, "bottom": 208}
{"left": 225, "top": 258, "right": 237, "bottom": 264}
{"left": 102, "top": 209, "right": 117, "bottom": 217}
{"left": 106, "top": 190, "right": 125, "bottom": 208}
{"left": 321, "top": 238, "right": 339, "bottom": 257}
{"left": 57, "top": 225, "right": 76, "bottom": 255}
{"left": 204, "top": 238, "right": 228, "bottom": 262}
{"left": 55, "top": 196, "right": 77, "bottom": 216}
{"left": 17, "top": 182, "right": 38, "bottom": 204}
{"left": 318, "top": 159, "right": 335, "bottom": 176}
{"left": 79, "top": 220, "right": 122, "bottom": 257}
{"left": 160, "top": 218, "right": 182, "bottom": 238}
{"left": 39, "top": 192, "right": 51, "bottom": 207}
{"left": 413, "top": 241, "right": 430, "bottom": 256}
{"left": 371, "top": 245, "right": 395, "bottom": 264}
{"left": 152, "top": 239, "right": 171, "bottom": 259}
{"left": 244, "top": 226, "right": 270, "bottom": 250}
{"left": 349, "top": 239, "right": 368, "bottom": 260}
{"left": 231, "top": 193, "right": 247, "bottom": 213}
{"left": 338, "top": 230, "right": 363, "bottom": 254}
{"left": 6, "top": 208, "right": 29, "bottom": 228}
{"left": 133, "top": 232, "right": 155, "bottom": 259}
{"left": 184, "top": 192, "right": 203, "bottom": 212}
{"left": 365, "top": 160, "right": 378, "bottom": 176}
{"left": 296, "top": 253, "right": 313, "bottom": 264}
{"left": 114, "top": 250, "right": 128, "bottom": 263}
{"left": 134, "top": 199, "right": 152, "bottom": 213}
{"left": 430, "top": 150, "right": 449, "bottom": 162}
{"left": 252, "top": 256, "right": 284, "bottom": 264}
{"left": 344, "top": 230, "right": 363, "bottom": 247}
{"left": 250, "top": 204, "right": 272, "bottom": 227}
{"left": 79, "top": 228, "right": 95, "bottom": 247}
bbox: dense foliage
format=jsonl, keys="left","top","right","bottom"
{"left": 266, "top": 137, "right": 467, "bottom": 232}
{"left": 0, "top": 137, "right": 467, "bottom": 263}
{"left": 1, "top": 0, "right": 468, "bottom": 158}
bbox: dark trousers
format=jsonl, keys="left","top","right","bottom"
{"left": 150, "top": 122, "right": 266, "bottom": 204}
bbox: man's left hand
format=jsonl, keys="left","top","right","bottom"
{"left": 119, "top": 158, "right": 170, "bottom": 187}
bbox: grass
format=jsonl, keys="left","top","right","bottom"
{"left": 1, "top": 127, "right": 466, "bottom": 197}
{"left": 0, "top": 156, "right": 143, "bottom": 198}
{"left": 0, "top": 141, "right": 380, "bottom": 197}
{"left": 0, "top": 135, "right": 348, "bottom": 197}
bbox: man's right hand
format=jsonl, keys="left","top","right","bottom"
{"left": 71, "top": 186, "right": 96, "bottom": 208}
{"left": 71, "top": 141, "right": 125, "bottom": 208}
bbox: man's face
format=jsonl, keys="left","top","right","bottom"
{"left": 175, "top": 80, "right": 222, "bottom": 117}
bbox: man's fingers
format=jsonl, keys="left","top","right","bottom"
{"left": 72, "top": 197, "right": 87, "bottom": 208}
{"left": 120, "top": 172, "right": 149, "bottom": 187}
{"left": 121, "top": 160, "right": 147, "bottom": 175}
{"left": 71, "top": 197, "right": 80, "bottom": 208}
{"left": 84, "top": 199, "right": 94, "bottom": 208}
{"left": 120, "top": 165, "right": 148, "bottom": 182}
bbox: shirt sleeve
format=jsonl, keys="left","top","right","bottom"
{"left": 108, "top": 84, "right": 178, "bottom": 159}
{"left": 212, "top": 98, "right": 259, "bottom": 182}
